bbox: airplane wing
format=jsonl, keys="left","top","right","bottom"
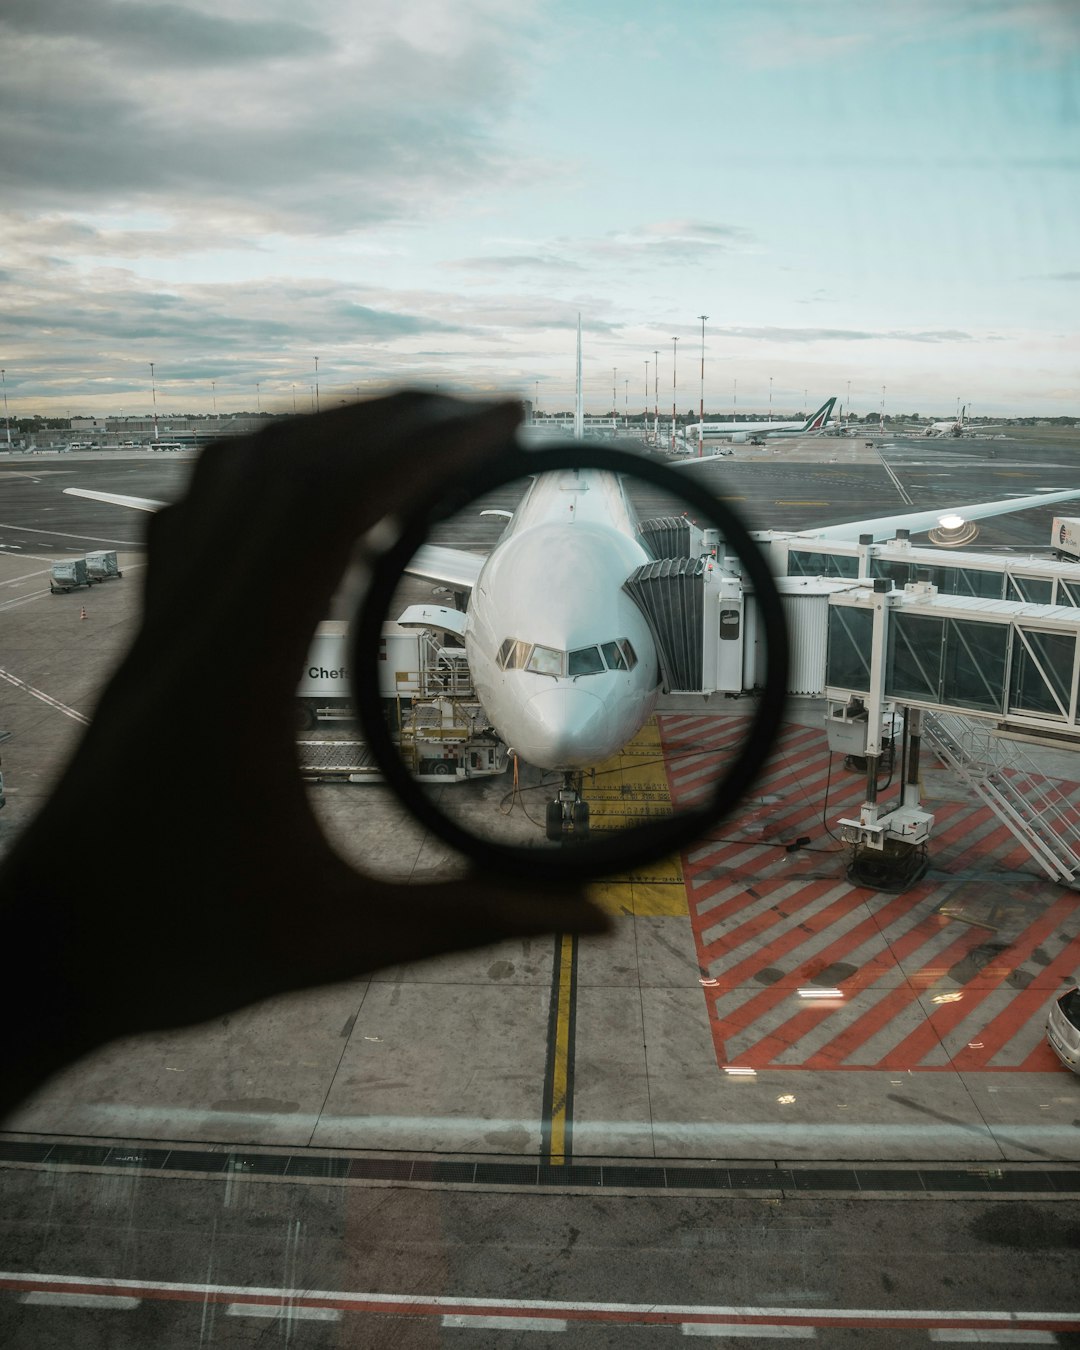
{"left": 64, "top": 486, "right": 489, "bottom": 589}
{"left": 64, "top": 487, "right": 167, "bottom": 512}
{"left": 401, "top": 543, "right": 485, "bottom": 590}
{"left": 786, "top": 487, "right": 1080, "bottom": 543}
{"left": 669, "top": 450, "right": 738, "bottom": 466}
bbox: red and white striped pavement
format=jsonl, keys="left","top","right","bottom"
{"left": 657, "top": 714, "right": 1080, "bottom": 1074}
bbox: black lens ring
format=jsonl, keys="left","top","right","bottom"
{"left": 351, "top": 440, "right": 788, "bottom": 882}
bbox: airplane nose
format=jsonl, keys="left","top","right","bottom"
{"left": 518, "top": 686, "right": 611, "bottom": 768}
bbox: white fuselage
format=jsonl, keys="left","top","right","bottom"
{"left": 464, "top": 469, "right": 660, "bottom": 771}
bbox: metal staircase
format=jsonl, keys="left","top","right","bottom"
{"left": 924, "top": 710, "right": 1080, "bottom": 885}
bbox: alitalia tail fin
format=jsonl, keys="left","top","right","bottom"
{"left": 800, "top": 396, "right": 836, "bottom": 432}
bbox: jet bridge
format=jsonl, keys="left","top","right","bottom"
{"left": 822, "top": 577, "right": 1080, "bottom": 886}
{"left": 622, "top": 526, "right": 1080, "bottom": 886}
{"left": 627, "top": 517, "right": 745, "bottom": 694}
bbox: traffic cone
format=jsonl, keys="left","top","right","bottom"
{"left": 80, "top": 607, "right": 87, "bottom": 620}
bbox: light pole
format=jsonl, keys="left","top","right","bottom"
{"left": 698, "top": 314, "right": 708, "bottom": 457}
{"left": 733, "top": 377, "right": 737, "bottom": 419}
{"left": 768, "top": 375, "right": 773, "bottom": 422}
{"left": 624, "top": 377, "right": 629, "bottom": 428}
{"left": 211, "top": 379, "right": 217, "bottom": 415}
{"left": 314, "top": 357, "right": 319, "bottom": 414}
{"left": 846, "top": 379, "right": 851, "bottom": 429}
{"left": 256, "top": 381, "right": 261, "bottom": 414}
{"left": 671, "top": 336, "right": 678, "bottom": 451}
{"left": 149, "top": 361, "right": 158, "bottom": 440}
{"left": 1, "top": 369, "right": 10, "bottom": 447}
{"left": 644, "top": 359, "right": 650, "bottom": 437}
{"left": 612, "top": 367, "right": 617, "bottom": 428}
{"left": 534, "top": 379, "right": 539, "bottom": 422}
{"left": 653, "top": 349, "right": 659, "bottom": 443}
{"left": 292, "top": 384, "right": 297, "bottom": 414}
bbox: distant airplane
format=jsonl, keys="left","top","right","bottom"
{"left": 923, "top": 406, "right": 1002, "bottom": 438}
{"left": 684, "top": 397, "right": 836, "bottom": 447}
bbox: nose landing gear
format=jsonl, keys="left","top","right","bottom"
{"left": 546, "top": 772, "right": 590, "bottom": 842}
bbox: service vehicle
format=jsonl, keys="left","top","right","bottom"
{"left": 1046, "top": 986, "right": 1080, "bottom": 1074}
{"left": 296, "top": 620, "right": 508, "bottom": 784}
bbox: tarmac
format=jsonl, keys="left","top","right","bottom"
{"left": 1, "top": 439, "right": 1079, "bottom": 1169}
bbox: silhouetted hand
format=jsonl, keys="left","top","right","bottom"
{"left": 0, "top": 394, "right": 608, "bottom": 1117}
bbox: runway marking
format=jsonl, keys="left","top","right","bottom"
{"left": 225, "top": 1303, "right": 341, "bottom": 1321}
{"left": 443, "top": 1314, "right": 568, "bottom": 1330}
{"left": 658, "top": 714, "right": 1080, "bottom": 1073}
{"left": 0, "top": 520, "right": 143, "bottom": 547}
{"left": 22, "top": 1292, "right": 140, "bottom": 1310}
{"left": 0, "top": 667, "right": 90, "bottom": 724}
{"left": 0, "top": 589, "right": 52, "bottom": 612}
{"left": 878, "top": 453, "right": 915, "bottom": 505}
{"left": 2, "top": 1273, "right": 1078, "bottom": 1334}
{"left": 681, "top": 1327, "right": 815, "bottom": 1339}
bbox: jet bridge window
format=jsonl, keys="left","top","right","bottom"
{"left": 569, "top": 646, "right": 605, "bottom": 676}
{"left": 789, "top": 549, "right": 859, "bottom": 579}
{"left": 1005, "top": 575, "right": 1053, "bottom": 605}
{"left": 1058, "top": 580, "right": 1080, "bottom": 608}
{"left": 1009, "top": 629, "right": 1075, "bottom": 718}
{"left": 826, "top": 606, "right": 873, "bottom": 692}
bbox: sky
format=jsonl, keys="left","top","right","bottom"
{"left": 1, "top": 0, "right": 1078, "bottom": 418}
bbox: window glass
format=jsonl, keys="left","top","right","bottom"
{"left": 619, "top": 639, "right": 638, "bottom": 670}
{"left": 826, "top": 606, "right": 873, "bottom": 691}
{"left": 1059, "top": 580, "right": 1080, "bottom": 608}
{"left": 526, "top": 644, "right": 563, "bottom": 675}
{"left": 497, "top": 638, "right": 532, "bottom": 670}
{"left": 887, "top": 613, "right": 943, "bottom": 702}
{"left": 789, "top": 549, "right": 859, "bottom": 579}
{"left": 1008, "top": 629, "right": 1075, "bottom": 718}
{"left": 1006, "top": 575, "right": 1053, "bottom": 605}
{"left": 942, "top": 618, "right": 1008, "bottom": 712}
{"left": 568, "top": 645, "right": 604, "bottom": 675}
{"left": 601, "top": 639, "right": 627, "bottom": 671}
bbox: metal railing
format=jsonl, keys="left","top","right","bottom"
{"left": 924, "top": 710, "right": 1080, "bottom": 884}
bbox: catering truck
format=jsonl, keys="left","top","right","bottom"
{"left": 296, "top": 620, "right": 508, "bottom": 783}
{"left": 1053, "top": 517, "right": 1080, "bottom": 563}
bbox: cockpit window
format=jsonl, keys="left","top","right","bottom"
{"left": 497, "top": 637, "right": 638, "bottom": 676}
{"left": 569, "top": 645, "right": 605, "bottom": 676}
{"left": 497, "top": 638, "right": 532, "bottom": 670}
{"left": 527, "top": 644, "right": 563, "bottom": 675}
{"left": 601, "top": 640, "right": 627, "bottom": 671}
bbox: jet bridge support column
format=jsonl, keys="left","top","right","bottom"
{"left": 837, "top": 583, "right": 934, "bottom": 891}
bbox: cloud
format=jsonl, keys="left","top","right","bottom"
{"left": 0, "top": 0, "right": 331, "bottom": 67}
{"left": 711, "top": 326, "right": 976, "bottom": 344}
{"left": 588, "top": 220, "right": 754, "bottom": 264}
{"left": 0, "top": 1, "right": 539, "bottom": 232}
{"left": 453, "top": 254, "right": 585, "bottom": 273}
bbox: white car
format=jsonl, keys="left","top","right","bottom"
{"left": 1046, "top": 987, "right": 1080, "bottom": 1074}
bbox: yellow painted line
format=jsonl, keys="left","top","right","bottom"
{"left": 774, "top": 500, "right": 830, "bottom": 505}
{"left": 542, "top": 933, "right": 577, "bottom": 1165}
{"left": 542, "top": 716, "right": 688, "bottom": 1163}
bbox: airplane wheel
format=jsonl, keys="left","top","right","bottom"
{"left": 431, "top": 761, "right": 453, "bottom": 775}
{"left": 573, "top": 800, "right": 590, "bottom": 835}
{"left": 545, "top": 801, "right": 562, "bottom": 841}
